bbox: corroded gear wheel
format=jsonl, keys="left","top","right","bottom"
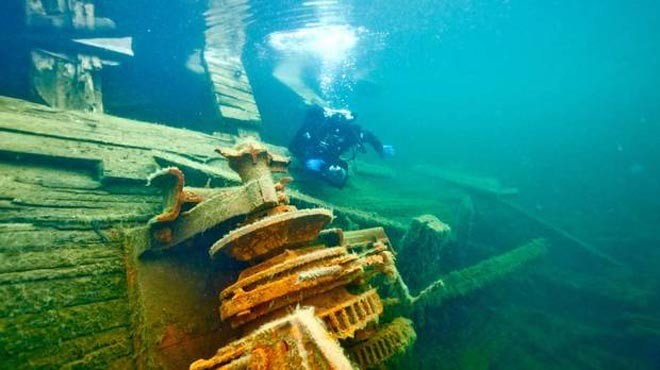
{"left": 241, "top": 287, "right": 384, "bottom": 341}
{"left": 219, "top": 232, "right": 396, "bottom": 329}
{"left": 209, "top": 208, "right": 333, "bottom": 261}
{"left": 348, "top": 317, "right": 417, "bottom": 369}
{"left": 190, "top": 308, "right": 354, "bottom": 370}
{"left": 312, "top": 287, "right": 384, "bottom": 340}
{"left": 219, "top": 246, "right": 364, "bottom": 328}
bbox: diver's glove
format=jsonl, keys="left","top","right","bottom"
{"left": 382, "top": 145, "right": 395, "bottom": 157}
{"left": 304, "top": 158, "right": 326, "bottom": 172}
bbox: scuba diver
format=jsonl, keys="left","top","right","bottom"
{"left": 289, "top": 105, "right": 394, "bottom": 187}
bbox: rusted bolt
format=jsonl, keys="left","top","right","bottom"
{"left": 153, "top": 227, "right": 174, "bottom": 244}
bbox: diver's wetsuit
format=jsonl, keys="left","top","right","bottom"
{"left": 289, "top": 105, "right": 385, "bottom": 187}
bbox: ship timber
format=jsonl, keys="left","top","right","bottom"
{"left": 0, "top": 95, "right": 412, "bottom": 369}
{"left": 0, "top": 1, "right": 552, "bottom": 368}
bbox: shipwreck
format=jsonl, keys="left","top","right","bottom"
{"left": 0, "top": 1, "right": 553, "bottom": 369}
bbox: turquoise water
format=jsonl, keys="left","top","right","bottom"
{"left": 247, "top": 2, "right": 660, "bottom": 368}
{"left": 1, "top": 1, "right": 659, "bottom": 369}
{"left": 252, "top": 0, "right": 659, "bottom": 223}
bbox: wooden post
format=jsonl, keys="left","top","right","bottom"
{"left": 204, "top": 0, "right": 262, "bottom": 137}
{"left": 30, "top": 49, "right": 104, "bottom": 113}
{"left": 26, "top": 0, "right": 114, "bottom": 31}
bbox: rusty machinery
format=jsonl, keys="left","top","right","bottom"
{"left": 147, "top": 140, "right": 417, "bottom": 369}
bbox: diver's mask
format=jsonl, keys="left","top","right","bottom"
{"left": 322, "top": 164, "right": 348, "bottom": 187}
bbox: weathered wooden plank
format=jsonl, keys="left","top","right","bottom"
{"left": 0, "top": 96, "right": 270, "bottom": 186}
{"left": 8, "top": 197, "right": 159, "bottom": 210}
{"left": 30, "top": 49, "right": 104, "bottom": 114}
{"left": 22, "top": 328, "right": 133, "bottom": 370}
{"left": 204, "top": 52, "right": 249, "bottom": 74}
{"left": 205, "top": 53, "right": 251, "bottom": 71}
{"left": 60, "top": 341, "right": 132, "bottom": 370}
{"left": 0, "top": 207, "right": 154, "bottom": 227}
{"left": 8, "top": 165, "right": 103, "bottom": 190}
{"left": 0, "top": 223, "right": 37, "bottom": 233}
{"left": 0, "top": 127, "right": 235, "bottom": 185}
{"left": 0, "top": 212, "right": 151, "bottom": 229}
{"left": 0, "top": 97, "right": 232, "bottom": 146}
{"left": 210, "top": 83, "right": 256, "bottom": 105}
{"left": 0, "top": 258, "right": 124, "bottom": 285}
{"left": 0, "top": 299, "right": 130, "bottom": 355}
{"left": 0, "top": 228, "right": 113, "bottom": 252}
{"left": 0, "top": 130, "right": 156, "bottom": 182}
{"left": 218, "top": 104, "right": 260, "bottom": 123}
{"left": 0, "top": 200, "right": 17, "bottom": 210}
{"left": 214, "top": 91, "right": 259, "bottom": 111}
{"left": 2, "top": 171, "right": 160, "bottom": 205}
{"left": 204, "top": 3, "right": 251, "bottom": 27}
{"left": 0, "top": 153, "right": 163, "bottom": 211}
{"left": 102, "top": 149, "right": 160, "bottom": 183}
{"left": 0, "top": 184, "right": 160, "bottom": 211}
{"left": 203, "top": 32, "right": 262, "bottom": 128}
{"left": 0, "top": 95, "right": 234, "bottom": 158}
{"left": 206, "top": 65, "right": 255, "bottom": 94}
{"left": 209, "top": 73, "right": 255, "bottom": 96}
{"left": 8, "top": 199, "right": 154, "bottom": 213}
{"left": 18, "top": 176, "right": 102, "bottom": 190}
{"left": 0, "top": 247, "right": 122, "bottom": 273}
{"left": 152, "top": 151, "right": 240, "bottom": 185}
{"left": 0, "top": 273, "right": 126, "bottom": 317}
{"left": 0, "top": 130, "right": 103, "bottom": 170}
{"left": 207, "top": 79, "right": 261, "bottom": 122}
